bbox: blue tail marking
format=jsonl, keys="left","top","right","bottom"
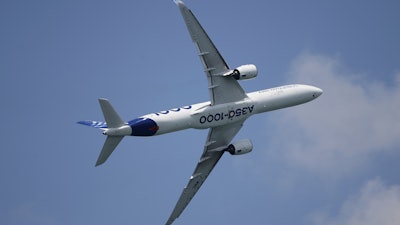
{"left": 77, "top": 120, "right": 108, "bottom": 128}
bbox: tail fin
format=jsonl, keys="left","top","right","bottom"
{"left": 96, "top": 136, "right": 123, "bottom": 166}
{"left": 98, "top": 98, "right": 125, "bottom": 128}
{"left": 78, "top": 98, "right": 127, "bottom": 166}
{"left": 77, "top": 98, "right": 124, "bottom": 129}
{"left": 95, "top": 98, "right": 126, "bottom": 166}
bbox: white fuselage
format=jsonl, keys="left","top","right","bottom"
{"left": 138, "top": 84, "right": 322, "bottom": 136}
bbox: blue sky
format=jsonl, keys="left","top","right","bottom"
{"left": 1, "top": 0, "right": 400, "bottom": 225}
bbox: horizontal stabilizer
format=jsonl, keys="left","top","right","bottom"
{"left": 77, "top": 120, "right": 107, "bottom": 128}
{"left": 96, "top": 136, "right": 124, "bottom": 166}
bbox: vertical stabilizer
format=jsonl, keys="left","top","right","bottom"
{"left": 99, "top": 98, "right": 125, "bottom": 128}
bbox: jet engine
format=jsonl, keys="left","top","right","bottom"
{"left": 226, "top": 64, "right": 258, "bottom": 80}
{"left": 226, "top": 139, "right": 253, "bottom": 155}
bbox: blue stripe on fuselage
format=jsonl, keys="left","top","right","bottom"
{"left": 128, "top": 118, "right": 159, "bottom": 136}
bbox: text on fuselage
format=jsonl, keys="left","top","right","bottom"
{"left": 199, "top": 105, "right": 254, "bottom": 124}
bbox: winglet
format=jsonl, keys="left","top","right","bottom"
{"left": 173, "top": 0, "right": 184, "bottom": 6}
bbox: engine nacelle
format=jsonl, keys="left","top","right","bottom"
{"left": 227, "top": 139, "right": 253, "bottom": 155}
{"left": 228, "top": 64, "right": 258, "bottom": 80}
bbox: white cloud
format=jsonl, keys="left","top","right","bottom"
{"left": 268, "top": 52, "right": 400, "bottom": 177}
{"left": 313, "top": 178, "right": 400, "bottom": 225}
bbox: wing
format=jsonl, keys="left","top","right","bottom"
{"left": 176, "top": 1, "right": 247, "bottom": 105}
{"left": 165, "top": 121, "right": 243, "bottom": 225}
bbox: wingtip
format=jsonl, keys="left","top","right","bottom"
{"left": 98, "top": 98, "right": 109, "bottom": 102}
{"left": 173, "top": 0, "right": 185, "bottom": 7}
{"left": 173, "top": 0, "right": 182, "bottom": 5}
{"left": 95, "top": 154, "right": 105, "bottom": 167}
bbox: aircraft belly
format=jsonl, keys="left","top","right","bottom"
{"left": 142, "top": 102, "right": 209, "bottom": 135}
{"left": 149, "top": 114, "right": 193, "bottom": 135}
{"left": 190, "top": 100, "right": 255, "bottom": 129}
{"left": 140, "top": 100, "right": 256, "bottom": 134}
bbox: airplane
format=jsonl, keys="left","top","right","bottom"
{"left": 78, "top": 1, "right": 323, "bottom": 224}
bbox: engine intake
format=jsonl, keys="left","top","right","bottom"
{"left": 228, "top": 64, "right": 258, "bottom": 80}
{"left": 227, "top": 139, "right": 253, "bottom": 155}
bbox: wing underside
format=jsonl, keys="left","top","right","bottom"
{"left": 166, "top": 2, "right": 248, "bottom": 224}
{"left": 176, "top": 1, "right": 247, "bottom": 105}
{"left": 166, "top": 121, "right": 243, "bottom": 225}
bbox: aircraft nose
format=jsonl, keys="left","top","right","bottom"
{"left": 312, "top": 87, "right": 323, "bottom": 98}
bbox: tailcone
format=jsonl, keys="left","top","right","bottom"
{"left": 102, "top": 125, "right": 132, "bottom": 136}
